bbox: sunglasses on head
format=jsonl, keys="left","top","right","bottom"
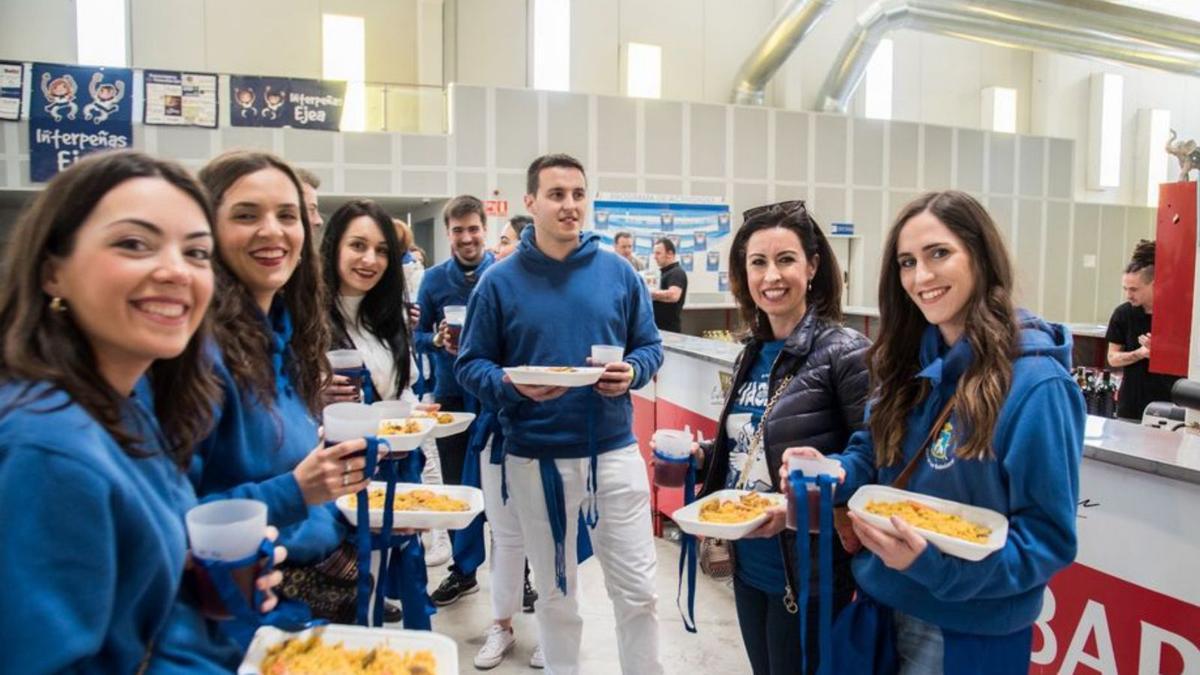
{"left": 742, "top": 199, "right": 807, "bottom": 222}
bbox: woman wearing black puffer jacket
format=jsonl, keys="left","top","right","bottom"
{"left": 695, "top": 200, "right": 870, "bottom": 675}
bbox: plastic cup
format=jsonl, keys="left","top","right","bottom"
{"left": 186, "top": 498, "right": 267, "bottom": 621}
{"left": 327, "top": 349, "right": 365, "bottom": 394}
{"left": 324, "top": 402, "right": 378, "bottom": 452}
{"left": 591, "top": 344, "right": 625, "bottom": 365}
{"left": 371, "top": 400, "right": 413, "bottom": 423}
{"left": 786, "top": 455, "right": 840, "bottom": 533}
{"left": 443, "top": 305, "right": 467, "bottom": 348}
{"left": 652, "top": 429, "right": 692, "bottom": 487}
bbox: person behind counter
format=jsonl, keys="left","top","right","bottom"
{"left": 456, "top": 152, "right": 665, "bottom": 674}
{"left": 1105, "top": 239, "right": 1180, "bottom": 421}
{"left": 191, "top": 151, "right": 373, "bottom": 627}
{"left": 650, "top": 237, "right": 688, "bottom": 333}
{"left": 692, "top": 200, "right": 869, "bottom": 674}
{"left": 784, "top": 190, "right": 1085, "bottom": 673}
{"left": 0, "top": 151, "right": 283, "bottom": 672}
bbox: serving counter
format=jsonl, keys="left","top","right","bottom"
{"left": 632, "top": 332, "right": 1200, "bottom": 674}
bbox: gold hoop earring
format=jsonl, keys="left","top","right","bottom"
{"left": 49, "top": 296, "right": 67, "bottom": 312}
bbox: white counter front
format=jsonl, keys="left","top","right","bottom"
{"left": 643, "top": 332, "right": 1200, "bottom": 674}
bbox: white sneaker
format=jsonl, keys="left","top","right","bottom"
{"left": 425, "top": 530, "right": 451, "bottom": 567}
{"left": 530, "top": 644, "right": 545, "bottom": 669}
{"left": 473, "top": 625, "right": 515, "bottom": 670}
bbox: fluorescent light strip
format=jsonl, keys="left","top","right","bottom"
{"left": 1099, "top": 73, "right": 1123, "bottom": 188}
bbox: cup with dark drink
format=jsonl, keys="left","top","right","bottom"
{"left": 327, "top": 349, "right": 366, "bottom": 399}
{"left": 186, "top": 499, "right": 268, "bottom": 621}
{"left": 652, "top": 429, "right": 693, "bottom": 487}
{"left": 443, "top": 305, "right": 466, "bottom": 350}
{"left": 785, "top": 455, "right": 840, "bottom": 533}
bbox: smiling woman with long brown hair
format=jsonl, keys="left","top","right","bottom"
{"left": 785, "top": 190, "right": 1085, "bottom": 674}
{"left": 0, "top": 151, "right": 282, "bottom": 672}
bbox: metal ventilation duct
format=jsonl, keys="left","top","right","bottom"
{"left": 732, "top": 0, "right": 836, "bottom": 105}
{"left": 816, "top": 0, "right": 1200, "bottom": 113}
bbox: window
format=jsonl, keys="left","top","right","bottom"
{"left": 981, "top": 87, "right": 1017, "bottom": 134}
{"left": 531, "top": 0, "right": 570, "bottom": 91}
{"left": 76, "top": 0, "right": 127, "bottom": 67}
{"left": 1088, "top": 72, "right": 1123, "bottom": 189}
{"left": 864, "top": 38, "right": 893, "bottom": 120}
{"left": 323, "top": 14, "right": 366, "bottom": 132}
{"left": 1136, "top": 108, "right": 1171, "bottom": 206}
{"left": 625, "top": 43, "right": 662, "bottom": 99}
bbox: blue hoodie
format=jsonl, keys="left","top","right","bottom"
{"left": 190, "top": 304, "right": 346, "bottom": 565}
{"left": 833, "top": 313, "right": 1085, "bottom": 636}
{"left": 414, "top": 251, "right": 495, "bottom": 399}
{"left": 0, "top": 382, "right": 239, "bottom": 674}
{"left": 455, "top": 227, "right": 662, "bottom": 459}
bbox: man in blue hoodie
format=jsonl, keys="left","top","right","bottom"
{"left": 414, "top": 194, "right": 495, "bottom": 602}
{"left": 456, "top": 153, "right": 665, "bottom": 675}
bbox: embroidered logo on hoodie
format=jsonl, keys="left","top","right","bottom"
{"left": 927, "top": 419, "right": 957, "bottom": 470}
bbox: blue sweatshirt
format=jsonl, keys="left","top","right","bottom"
{"left": 414, "top": 251, "right": 495, "bottom": 399}
{"left": 834, "top": 314, "right": 1085, "bottom": 636}
{"left": 190, "top": 304, "right": 346, "bottom": 565}
{"left": 455, "top": 227, "right": 663, "bottom": 459}
{"left": 0, "top": 382, "right": 238, "bottom": 674}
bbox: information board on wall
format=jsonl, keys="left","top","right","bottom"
{"left": 29, "top": 62, "right": 132, "bottom": 182}
{"left": 143, "top": 70, "right": 218, "bottom": 128}
{"left": 229, "top": 75, "right": 346, "bottom": 131}
{"left": 591, "top": 193, "right": 732, "bottom": 294}
{"left": 0, "top": 61, "right": 23, "bottom": 121}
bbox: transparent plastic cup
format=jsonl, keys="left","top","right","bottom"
{"left": 591, "top": 344, "right": 625, "bottom": 365}
{"left": 443, "top": 305, "right": 467, "bottom": 348}
{"left": 786, "top": 455, "right": 841, "bottom": 533}
{"left": 186, "top": 499, "right": 267, "bottom": 619}
{"left": 327, "top": 349, "right": 365, "bottom": 393}
{"left": 652, "top": 429, "right": 692, "bottom": 487}
{"left": 371, "top": 400, "right": 413, "bottom": 422}
{"left": 324, "top": 402, "right": 378, "bottom": 455}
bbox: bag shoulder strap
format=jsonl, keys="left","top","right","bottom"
{"left": 891, "top": 393, "right": 957, "bottom": 491}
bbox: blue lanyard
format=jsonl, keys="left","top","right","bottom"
{"left": 789, "top": 470, "right": 837, "bottom": 675}
{"left": 675, "top": 456, "right": 699, "bottom": 633}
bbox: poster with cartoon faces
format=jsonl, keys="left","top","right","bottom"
{"left": 29, "top": 63, "right": 133, "bottom": 182}
{"left": 229, "top": 75, "right": 345, "bottom": 131}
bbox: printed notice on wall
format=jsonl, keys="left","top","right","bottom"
{"left": 29, "top": 62, "right": 133, "bottom": 182}
{"left": 0, "top": 61, "right": 24, "bottom": 121}
{"left": 143, "top": 70, "right": 218, "bottom": 128}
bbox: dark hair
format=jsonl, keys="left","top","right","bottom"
{"left": 0, "top": 151, "right": 219, "bottom": 464}
{"left": 526, "top": 153, "right": 586, "bottom": 195}
{"left": 295, "top": 168, "right": 321, "bottom": 190}
{"left": 614, "top": 231, "right": 633, "bottom": 245}
{"left": 322, "top": 200, "right": 412, "bottom": 397}
{"left": 443, "top": 195, "right": 486, "bottom": 229}
{"left": 728, "top": 201, "right": 843, "bottom": 340}
{"left": 655, "top": 237, "right": 677, "bottom": 255}
{"left": 1125, "top": 239, "right": 1155, "bottom": 281}
{"left": 199, "top": 150, "right": 331, "bottom": 416}
{"left": 870, "top": 190, "right": 1017, "bottom": 465}
{"left": 508, "top": 215, "right": 532, "bottom": 237}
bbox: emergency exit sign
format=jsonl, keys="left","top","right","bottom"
{"left": 485, "top": 200, "right": 508, "bottom": 216}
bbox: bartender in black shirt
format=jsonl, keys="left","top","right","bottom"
{"left": 650, "top": 237, "right": 688, "bottom": 333}
{"left": 1105, "top": 240, "right": 1179, "bottom": 421}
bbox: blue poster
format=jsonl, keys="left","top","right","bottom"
{"left": 706, "top": 251, "right": 720, "bottom": 271}
{"left": 0, "top": 61, "right": 23, "bottom": 121}
{"left": 230, "top": 75, "right": 346, "bottom": 131}
{"left": 681, "top": 253, "right": 693, "bottom": 272}
{"left": 591, "top": 197, "right": 731, "bottom": 256}
{"left": 29, "top": 63, "right": 132, "bottom": 182}
{"left": 718, "top": 271, "right": 729, "bottom": 292}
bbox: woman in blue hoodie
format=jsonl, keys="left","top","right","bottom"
{"left": 0, "top": 151, "right": 282, "bottom": 672}
{"left": 785, "top": 190, "right": 1085, "bottom": 673}
{"left": 191, "top": 151, "right": 372, "bottom": 625}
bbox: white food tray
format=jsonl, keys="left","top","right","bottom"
{"left": 503, "top": 366, "right": 605, "bottom": 387}
{"left": 238, "top": 624, "right": 458, "bottom": 674}
{"left": 848, "top": 485, "right": 1008, "bottom": 562}
{"left": 415, "top": 411, "right": 476, "bottom": 438}
{"left": 671, "top": 489, "right": 785, "bottom": 540}
{"left": 376, "top": 417, "right": 436, "bottom": 452}
{"left": 337, "top": 482, "right": 484, "bottom": 531}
